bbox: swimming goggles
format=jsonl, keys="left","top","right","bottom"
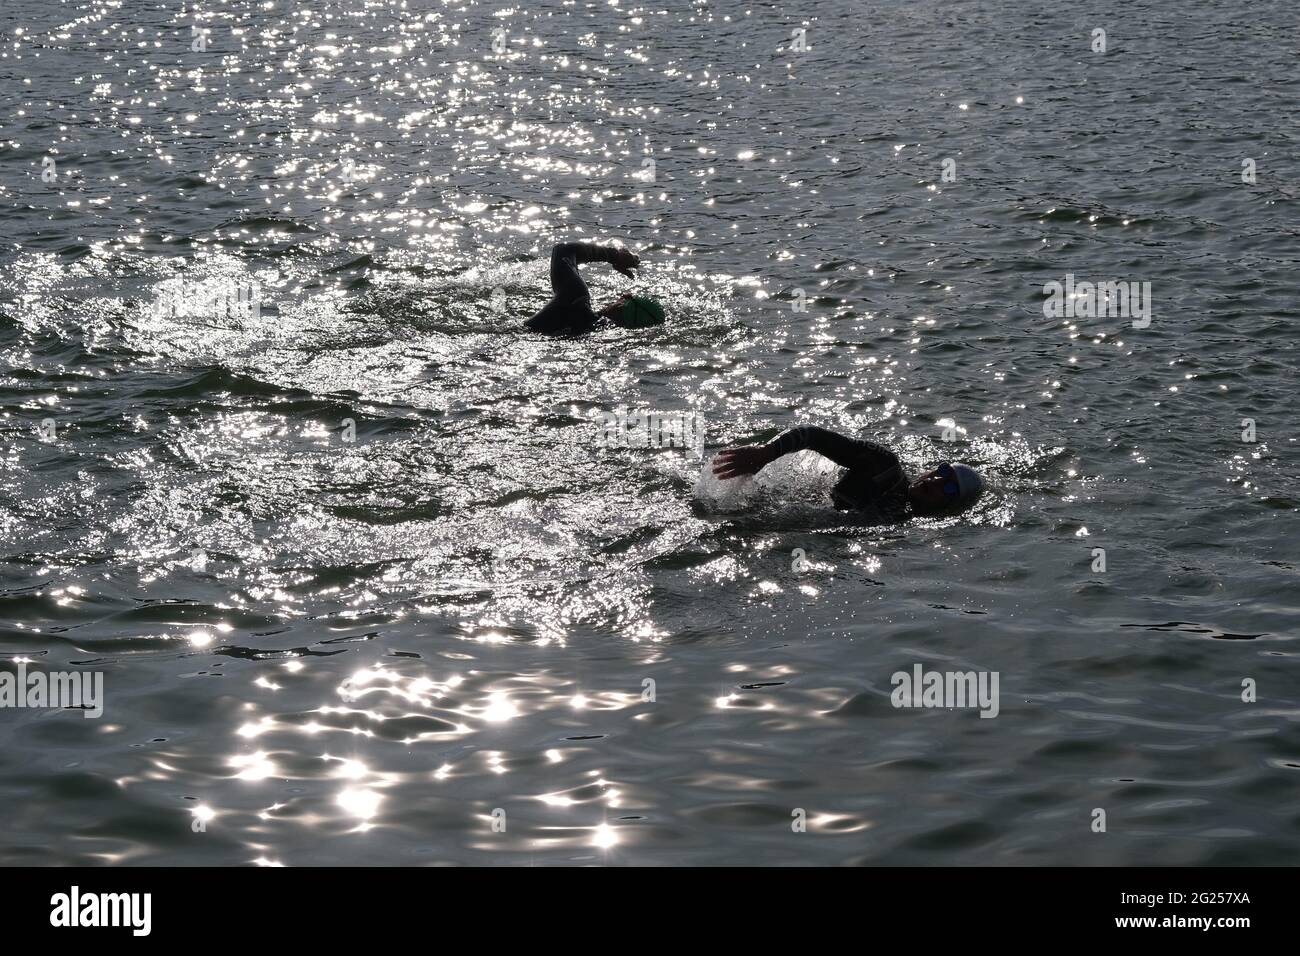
{"left": 936, "top": 462, "right": 960, "bottom": 499}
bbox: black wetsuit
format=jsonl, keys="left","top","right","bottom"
{"left": 764, "top": 425, "right": 908, "bottom": 512}
{"left": 525, "top": 242, "right": 620, "bottom": 335}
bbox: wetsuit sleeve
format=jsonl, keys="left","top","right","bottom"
{"left": 764, "top": 425, "right": 898, "bottom": 472}
{"left": 525, "top": 242, "right": 618, "bottom": 334}
{"left": 764, "top": 425, "right": 907, "bottom": 510}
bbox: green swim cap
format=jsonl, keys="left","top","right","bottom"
{"left": 620, "top": 295, "right": 665, "bottom": 328}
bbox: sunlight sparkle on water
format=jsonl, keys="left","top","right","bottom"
{"left": 336, "top": 787, "right": 382, "bottom": 820}
{"left": 482, "top": 692, "right": 519, "bottom": 723}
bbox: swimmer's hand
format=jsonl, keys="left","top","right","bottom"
{"left": 611, "top": 248, "right": 640, "bottom": 279}
{"left": 711, "top": 443, "right": 776, "bottom": 480}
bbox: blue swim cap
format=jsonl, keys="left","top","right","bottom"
{"left": 946, "top": 462, "right": 984, "bottom": 506}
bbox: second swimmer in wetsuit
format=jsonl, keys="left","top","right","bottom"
{"left": 712, "top": 425, "right": 985, "bottom": 517}
{"left": 526, "top": 241, "right": 665, "bottom": 335}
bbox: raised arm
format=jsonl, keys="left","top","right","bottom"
{"left": 554, "top": 241, "right": 627, "bottom": 267}
{"left": 548, "top": 242, "right": 607, "bottom": 305}
{"left": 549, "top": 242, "right": 639, "bottom": 299}
{"left": 765, "top": 426, "right": 893, "bottom": 470}
{"left": 712, "top": 425, "right": 896, "bottom": 479}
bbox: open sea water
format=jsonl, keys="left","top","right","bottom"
{"left": 0, "top": 0, "right": 1297, "bottom": 865}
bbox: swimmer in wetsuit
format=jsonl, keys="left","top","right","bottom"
{"left": 526, "top": 241, "right": 665, "bottom": 335}
{"left": 712, "top": 425, "right": 985, "bottom": 516}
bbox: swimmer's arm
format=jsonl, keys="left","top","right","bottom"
{"left": 767, "top": 426, "right": 881, "bottom": 469}
{"left": 712, "top": 425, "right": 889, "bottom": 479}
{"left": 545, "top": 242, "right": 620, "bottom": 313}
{"left": 554, "top": 242, "right": 640, "bottom": 278}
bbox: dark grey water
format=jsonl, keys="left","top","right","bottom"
{"left": 1, "top": 0, "right": 1297, "bottom": 866}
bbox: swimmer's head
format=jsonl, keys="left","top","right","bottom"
{"left": 907, "top": 462, "right": 984, "bottom": 515}
{"left": 610, "top": 294, "right": 665, "bottom": 328}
